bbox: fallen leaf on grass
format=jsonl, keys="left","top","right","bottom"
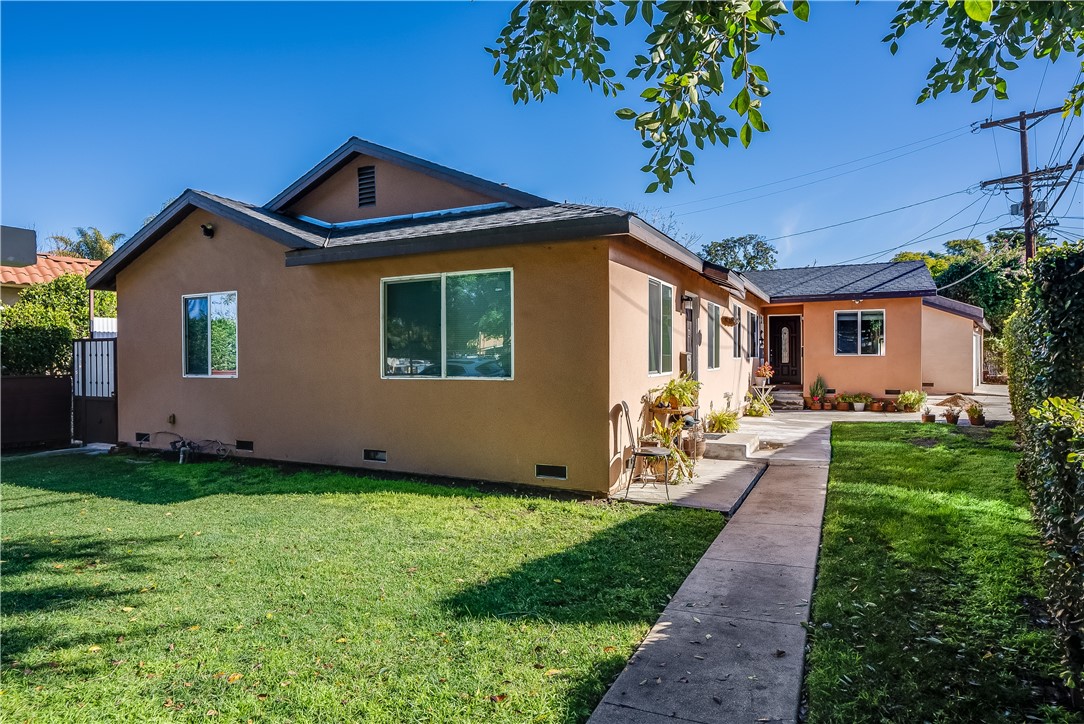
{"left": 53, "top": 564, "right": 65, "bottom": 569}
{"left": 187, "top": 625, "right": 201, "bottom": 631}
{"left": 120, "top": 607, "right": 134, "bottom": 613}
{"left": 335, "top": 638, "right": 348, "bottom": 644}
{"left": 489, "top": 694, "right": 507, "bottom": 703}
{"left": 87, "top": 646, "right": 102, "bottom": 653}
{"left": 226, "top": 673, "right": 243, "bottom": 683}
{"left": 603, "top": 646, "right": 615, "bottom": 653}
{"left": 256, "top": 694, "right": 268, "bottom": 701}
{"left": 543, "top": 669, "right": 561, "bottom": 677}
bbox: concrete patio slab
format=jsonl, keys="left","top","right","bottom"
{"left": 621, "top": 458, "right": 765, "bottom": 516}
{"left": 590, "top": 609, "right": 807, "bottom": 724}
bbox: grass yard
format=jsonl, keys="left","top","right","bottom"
{"left": 0, "top": 453, "right": 723, "bottom": 722}
{"left": 805, "top": 422, "right": 1079, "bottom": 722}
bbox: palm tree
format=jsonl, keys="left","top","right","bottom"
{"left": 48, "top": 227, "right": 126, "bottom": 261}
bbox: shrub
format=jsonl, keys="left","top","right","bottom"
{"left": 19, "top": 273, "right": 115, "bottom": 339}
{"left": 1007, "top": 241, "right": 1084, "bottom": 694}
{"left": 1, "top": 303, "right": 74, "bottom": 375}
{"left": 704, "top": 409, "right": 739, "bottom": 433}
{"left": 896, "top": 389, "right": 927, "bottom": 411}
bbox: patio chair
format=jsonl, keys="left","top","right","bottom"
{"left": 620, "top": 400, "right": 671, "bottom": 501}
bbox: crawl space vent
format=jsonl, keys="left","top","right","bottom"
{"left": 535, "top": 464, "right": 568, "bottom": 480}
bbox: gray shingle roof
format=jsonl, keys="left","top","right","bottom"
{"left": 742, "top": 261, "right": 936, "bottom": 301}
{"left": 322, "top": 203, "right": 625, "bottom": 248}
{"left": 195, "top": 191, "right": 329, "bottom": 247}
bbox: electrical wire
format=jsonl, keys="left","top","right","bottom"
{"left": 832, "top": 192, "right": 992, "bottom": 265}
{"left": 662, "top": 125, "right": 974, "bottom": 212}
{"left": 757, "top": 187, "right": 976, "bottom": 244}
{"left": 936, "top": 256, "right": 997, "bottom": 291}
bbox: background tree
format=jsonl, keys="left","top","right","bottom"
{"left": 619, "top": 202, "right": 703, "bottom": 248}
{"left": 489, "top": 1, "right": 1084, "bottom": 191}
{"left": 17, "top": 274, "right": 116, "bottom": 339}
{"left": 700, "top": 233, "right": 777, "bottom": 270}
{"left": 48, "top": 227, "right": 125, "bottom": 261}
{"left": 892, "top": 230, "right": 1034, "bottom": 333}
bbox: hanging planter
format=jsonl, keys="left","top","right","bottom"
{"left": 720, "top": 315, "right": 737, "bottom": 328}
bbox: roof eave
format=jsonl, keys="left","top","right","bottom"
{"left": 265, "top": 138, "right": 554, "bottom": 213}
{"left": 87, "top": 190, "right": 320, "bottom": 291}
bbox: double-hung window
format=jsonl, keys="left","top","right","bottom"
{"left": 648, "top": 278, "right": 673, "bottom": 375}
{"left": 732, "top": 303, "right": 742, "bottom": 358}
{"left": 383, "top": 269, "right": 513, "bottom": 378}
{"left": 183, "top": 292, "right": 238, "bottom": 377}
{"left": 707, "top": 302, "right": 721, "bottom": 370}
{"left": 835, "top": 310, "right": 885, "bottom": 356}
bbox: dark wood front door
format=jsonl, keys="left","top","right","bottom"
{"left": 768, "top": 316, "right": 801, "bottom": 385}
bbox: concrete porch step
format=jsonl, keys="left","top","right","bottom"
{"left": 770, "top": 389, "right": 805, "bottom": 411}
{"left": 704, "top": 432, "right": 759, "bottom": 460}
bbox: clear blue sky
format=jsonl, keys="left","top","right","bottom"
{"left": 2, "top": 1, "right": 1080, "bottom": 268}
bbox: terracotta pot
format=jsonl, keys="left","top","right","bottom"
{"left": 885, "top": 402, "right": 898, "bottom": 413}
{"left": 945, "top": 412, "right": 960, "bottom": 424}
{"left": 870, "top": 402, "right": 885, "bottom": 412}
{"left": 968, "top": 415, "right": 986, "bottom": 427}
{"left": 804, "top": 397, "right": 813, "bottom": 409}
{"left": 921, "top": 413, "right": 936, "bottom": 423}
{"left": 836, "top": 401, "right": 850, "bottom": 411}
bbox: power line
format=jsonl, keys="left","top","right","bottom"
{"left": 832, "top": 192, "right": 992, "bottom": 265}
{"left": 663, "top": 125, "right": 974, "bottom": 213}
{"left": 832, "top": 212, "right": 1008, "bottom": 266}
{"left": 937, "top": 256, "right": 997, "bottom": 291}
{"left": 759, "top": 188, "right": 975, "bottom": 244}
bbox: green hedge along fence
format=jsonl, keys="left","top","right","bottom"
{"left": 1004, "top": 241, "right": 1084, "bottom": 698}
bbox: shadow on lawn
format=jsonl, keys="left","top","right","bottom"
{"left": 440, "top": 506, "right": 722, "bottom": 720}
{"left": 1, "top": 452, "right": 556, "bottom": 505}
{"left": 1, "top": 534, "right": 203, "bottom": 663}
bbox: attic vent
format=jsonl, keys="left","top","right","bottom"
{"left": 357, "top": 166, "right": 376, "bottom": 207}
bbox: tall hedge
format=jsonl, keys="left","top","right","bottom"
{"left": 0, "top": 303, "right": 75, "bottom": 375}
{"left": 1006, "top": 241, "right": 1084, "bottom": 695}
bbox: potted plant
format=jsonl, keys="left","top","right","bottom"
{"left": 920, "top": 406, "right": 936, "bottom": 423}
{"left": 944, "top": 406, "right": 960, "bottom": 425}
{"left": 885, "top": 399, "right": 898, "bottom": 413}
{"left": 704, "top": 407, "right": 739, "bottom": 433}
{"left": 896, "top": 389, "right": 927, "bottom": 413}
{"left": 851, "top": 392, "right": 873, "bottom": 412}
{"left": 967, "top": 402, "right": 985, "bottom": 427}
{"left": 870, "top": 399, "right": 885, "bottom": 412}
{"left": 809, "top": 375, "right": 827, "bottom": 410}
{"left": 835, "top": 393, "right": 851, "bottom": 411}
{"left": 754, "top": 362, "right": 774, "bottom": 386}
{"left": 650, "top": 418, "right": 694, "bottom": 482}
{"left": 744, "top": 391, "right": 773, "bottom": 417}
{"left": 651, "top": 374, "right": 702, "bottom": 410}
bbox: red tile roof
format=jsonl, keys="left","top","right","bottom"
{"left": 0, "top": 253, "right": 101, "bottom": 287}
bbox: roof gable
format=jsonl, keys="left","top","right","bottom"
{"left": 265, "top": 138, "right": 553, "bottom": 217}
{"left": 745, "top": 261, "right": 936, "bottom": 302}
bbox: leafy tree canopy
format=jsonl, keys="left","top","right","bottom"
{"left": 489, "top": 1, "right": 1084, "bottom": 191}
{"left": 48, "top": 226, "right": 125, "bottom": 261}
{"left": 700, "top": 233, "right": 777, "bottom": 270}
{"left": 891, "top": 230, "right": 1039, "bottom": 333}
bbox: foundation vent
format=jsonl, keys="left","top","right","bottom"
{"left": 922, "top": 382, "right": 934, "bottom": 388}
{"left": 885, "top": 389, "right": 901, "bottom": 395}
{"left": 363, "top": 449, "right": 387, "bottom": 463}
{"left": 535, "top": 464, "right": 568, "bottom": 480}
{"left": 357, "top": 166, "right": 376, "bottom": 207}
{"left": 236, "top": 440, "right": 254, "bottom": 452}
{"left": 135, "top": 432, "right": 151, "bottom": 443}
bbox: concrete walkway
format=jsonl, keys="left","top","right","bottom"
{"left": 590, "top": 420, "right": 831, "bottom": 724}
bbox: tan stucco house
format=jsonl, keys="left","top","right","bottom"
{"left": 87, "top": 138, "right": 987, "bottom": 495}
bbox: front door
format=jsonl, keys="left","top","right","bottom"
{"left": 768, "top": 316, "right": 801, "bottom": 385}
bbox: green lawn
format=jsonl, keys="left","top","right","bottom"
{"left": 0, "top": 453, "right": 723, "bottom": 722}
{"left": 805, "top": 423, "right": 1078, "bottom": 722}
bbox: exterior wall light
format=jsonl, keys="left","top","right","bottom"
{"left": 201, "top": 224, "right": 215, "bottom": 238}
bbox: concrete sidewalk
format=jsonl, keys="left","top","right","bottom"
{"left": 589, "top": 426, "right": 830, "bottom": 723}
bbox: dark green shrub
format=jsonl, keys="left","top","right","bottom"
{"left": 18, "top": 273, "right": 115, "bottom": 338}
{"left": 1008, "top": 241, "right": 1084, "bottom": 695}
{"left": 1, "top": 303, "right": 74, "bottom": 375}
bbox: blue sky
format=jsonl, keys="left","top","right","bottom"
{"left": 2, "top": 1, "right": 1081, "bottom": 268}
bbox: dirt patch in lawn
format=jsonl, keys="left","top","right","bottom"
{"left": 909, "top": 437, "right": 941, "bottom": 448}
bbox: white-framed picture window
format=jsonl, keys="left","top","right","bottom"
{"left": 707, "top": 302, "right": 721, "bottom": 370}
{"left": 835, "top": 309, "right": 886, "bottom": 356}
{"left": 382, "top": 269, "right": 513, "bottom": 379}
{"left": 648, "top": 278, "right": 674, "bottom": 375}
{"left": 182, "top": 292, "right": 238, "bottom": 378}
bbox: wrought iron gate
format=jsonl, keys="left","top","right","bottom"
{"left": 73, "top": 338, "right": 117, "bottom": 444}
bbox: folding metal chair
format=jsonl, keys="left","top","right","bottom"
{"left": 621, "top": 400, "right": 671, "bottom": 501}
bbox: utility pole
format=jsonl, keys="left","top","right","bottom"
{"left": 980, "top": 107, "right": 1062, "bottom": 260}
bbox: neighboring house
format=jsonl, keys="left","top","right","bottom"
{"left": 0, "top": 252, "right": 101, "bottom": 306}
{"left": 745, "top": 262, "right": 989, "bottom": 397}
{"left": 86, "top": 138, "right": 985, "bottom": 496}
